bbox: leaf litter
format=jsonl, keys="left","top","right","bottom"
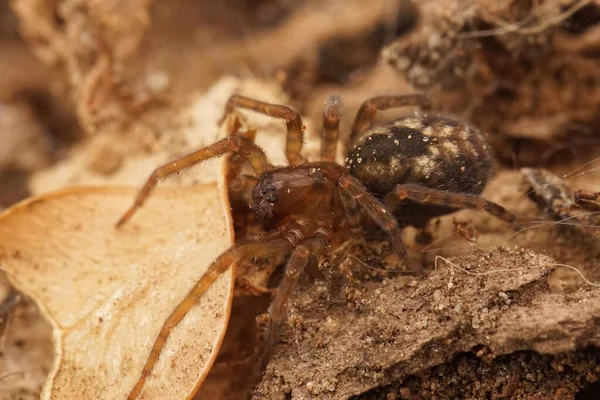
{"left": 0, "top": 183, "right": 234, "bottom": 399}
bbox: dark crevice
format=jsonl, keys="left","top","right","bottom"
{"left": 576, "top": 378, "right": 600, "bottom": 400}
{"left": 562, "top": 2, "right": 600, "bottom": 35}
{"left": 354, "top": 348, "right": 600, "bottom": 400}
{"left": 0, "top": 167, "right": 30, "bottom": 209}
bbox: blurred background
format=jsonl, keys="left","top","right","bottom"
{"left": 2, "top": 0, "right": 600, "bottom": 209}
{"left": 1, "top": 0, "right": 600, "bottom": 398}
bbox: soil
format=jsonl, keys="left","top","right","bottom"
{"left": 383, "top": 0, "right": 600, "bottom": 167}
{"left": 254, "top": 247, "right": 600, "bottom": 399}
{"left": 0, "top": 1, "right": 599, "bottom": 399}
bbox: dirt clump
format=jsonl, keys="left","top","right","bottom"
{"left": 359, "top": 349, "right": 600, "bottom": 399}
{"left": 384, "top": 0, "right": 600, "bottom": 166}
{"left": 253, "top": 248, "right": 600, "bottom": 399}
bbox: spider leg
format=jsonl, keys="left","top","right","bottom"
{"left": 337, "top": 175, "right": 426, "bottom": 276}
{"left": 116, "top": 136, "right": 270, "bottom": 227}
{"left": 320, "top": 95, "right": 342, "bottom": 162}
{"left": 574, "top": 190, "right": 600, "bottom": 212}
{"left": 127, "top": 237, "right": 294, "bottom": 400}
{"left": 383, "top": 183, "right": 517, "bottom": 225}
{"left": 346, "top": 94, "right": 432, "bottom": 148}
{"left": 259, "top": 234, "right": 328, "bottom": 372}
{"left": 221, "top": 95, "right": 305, "bottom": 165}
{"left": 337, "top": 180, "right": 364, "bottom": 237}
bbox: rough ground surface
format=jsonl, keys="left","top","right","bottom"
{"left": 384, "top": 0, "right": 600, "bottom": 166}
{"left": 253, "top": 248, "right": 600, "bottom": 399}
{"left": 0, "top": 1, "right": 599, "bottom": 399}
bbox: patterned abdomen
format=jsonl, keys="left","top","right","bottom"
{"left": 345, "top": 115, "right": 493, "bottom": 226}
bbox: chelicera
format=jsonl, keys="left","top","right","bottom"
{"left": 117, "top": 93, "right": 517, "bottom": 398}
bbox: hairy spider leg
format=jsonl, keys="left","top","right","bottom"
{"left": 223, "top": 116, "right": 267, "bottom": 204}
{"left": 320, "top": 95, "right": 342, "bottom": 162}
{"left": 116, "top": 136, "right": 270, "bottom": 227}
{"left": 337, "top": 181, "right": 364, "bottom": 236}
{"left": 225, "top": 126, "right": 260, "bottom": 201}
{"left": 346, "top": 94, "right": 432, "bottom": 148}
{"left": 221, "top": 95, "right": 305, "bottom": 165}
{"left": 127, "top": 237, "right": 294, "bottom": 400}
{"left": 337, "top": 175, "right": 427, "bottom": 276}
{"left": 383, "top": 184, "right": 517, "bottom": 225}
{"left": 574, "top": 190, "right": 600, "bottom": 211}
{"left": 258, "top": 234, "right": 328, "bottom": 372}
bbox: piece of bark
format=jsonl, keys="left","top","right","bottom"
{"left": 253, "top": 247, "right": 600, "bottom": 399}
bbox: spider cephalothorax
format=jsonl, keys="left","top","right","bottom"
{"left": 251, "top": 163, "right": 346, "bottom": 223}
{"left": 117, "top": 93, "right": 517, "bottom": 399}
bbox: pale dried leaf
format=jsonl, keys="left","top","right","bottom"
{"left": 0, "top": 291, "right": 53, "bottom": 399}
{"left": 0, "top": 183, "right": 234, "bottom": 399}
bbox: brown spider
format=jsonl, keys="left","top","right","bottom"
{"left": 116, "top": 93, "right": 517, "bottom": 398}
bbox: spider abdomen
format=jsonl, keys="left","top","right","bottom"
{"left": 345, "top": 115, "right": 494, "bottom": 225}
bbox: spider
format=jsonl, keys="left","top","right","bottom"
{"left": 116, "top": 93, "right": 517, "bottom": 398}
{"left": 522, "top": 167, "right": 600, "bottom": 237}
